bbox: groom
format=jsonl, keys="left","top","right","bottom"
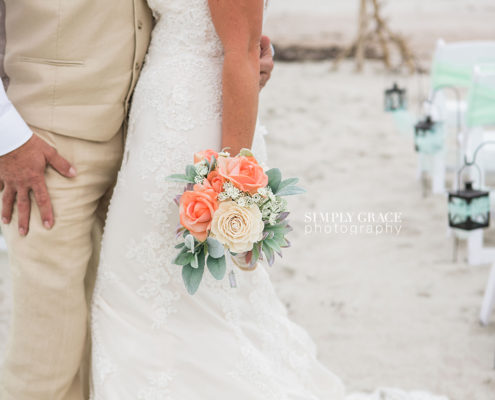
{"left": 0, "top": 1, "right": 274, "bottom": 400}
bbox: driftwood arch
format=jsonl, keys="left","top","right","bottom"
{"left": 333, "top": 0, "right": 416, "bottom": 73}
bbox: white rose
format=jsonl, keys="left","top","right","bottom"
{"left": 210, "top": 200, "right": 264, "bottom": 253}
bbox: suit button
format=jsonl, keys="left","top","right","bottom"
{"left": 135, "top": 62, "right": 141, "bottom": 71}
{"left": 137, "top": 20, "right": 143, "bottom": 30}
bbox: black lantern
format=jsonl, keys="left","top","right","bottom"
{"left": 448, "top": 181, "right": 490, "bottom": 231}
{"left": 414, "top": 115, "right": 443, "bottom": 154}
{"left": 384, "top": 82, "right": 407, "bottom": 112}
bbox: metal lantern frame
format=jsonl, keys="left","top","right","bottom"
{"left": 448, "top": 145, "right": 494, "bottom": 231}
{"left": 414, "top": 115, "right": 444, "bottom": 155}
{"left": 448, "top": 180, "right": 490, "bottom": 231}
{"left": 384, "top": 82, "right": 407, "bottom": 112}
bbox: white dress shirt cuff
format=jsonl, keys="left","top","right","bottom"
{"left": 0, "top": 104, "right": 33, "bottom": 156}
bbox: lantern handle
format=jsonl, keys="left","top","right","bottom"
{"left": 456, "top": 163, "right": 482, "bottom": 191}
{"left": 458, "top": 140, "right": 495, "bottom": 190}
{"left": 424, "top": 85, "right": 463, "bottom": 170}
{"left": 425, "top": 85, "right": 462, "bottom": 135}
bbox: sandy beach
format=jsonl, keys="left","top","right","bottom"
{"left": 257, "top": 2, "right": 495, "bottom": 398}
{"left": 258, "top": 60, "right": 494, "bottom": 399}
{"left": 1, "top": 1, "right": 495, "bottom": 399}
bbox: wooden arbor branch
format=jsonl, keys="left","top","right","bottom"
{"left": 332, "top": 0, "right": 417, "bottom": 73}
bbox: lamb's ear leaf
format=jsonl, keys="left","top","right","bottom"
{"left": 190, "top": 253, "right": 199, "bottom": 269}
{"left": 184, "top": 234, "right": 195, "bottom": 250}
{"left": 173, "top": 248, "right": 194, "bottom": 266}
{"left": 275, "top": 186, "right": 306, "bottom": 197}
{"left": 206, "top": 237, "right": 225, "bottom": 259}
{"left": 186, "top": 165, "right": 197, "bottom": 180}
{"left": 167, "top": 174, "right": 194, "bottom": 183}
{"left": 262, "top": 241, "right": 275, "bottom": 266}
{"left": 207, "top": 255, "right": 226, "bottom": 280}
{"left": 197, "top": 246, "right": 206, "bottom": 269}
{"left": 277, "top": 177, "right": 299, "bottom": 192}
{"left": 250, "top": 244, "right": 260, "bottom": 267}
{"left": 208, "top": 156, "right": 217, "bottom": 173}
{"left": 182, "top": 263, "right": 204, "bottom": 295}
{"left": 266, "top": 168, "right": 282, "bottom": 193}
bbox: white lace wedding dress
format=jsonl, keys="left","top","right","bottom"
{"left": 89, "top": 1, "right": 448, "bottom": 399}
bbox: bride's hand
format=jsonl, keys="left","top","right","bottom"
{"left": 260, "top": 35, "right": 274, "bottom": 90}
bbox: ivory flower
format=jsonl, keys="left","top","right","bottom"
{"left": 210, "top": 200, "right": 264, "bottom": 253}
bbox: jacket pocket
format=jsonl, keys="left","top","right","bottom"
{"left": 18, "top": 56, "right": 84, "bottom": 67}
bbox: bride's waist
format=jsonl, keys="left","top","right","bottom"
{"left": 148, "top": 29, "right": 224, "bottom": 61}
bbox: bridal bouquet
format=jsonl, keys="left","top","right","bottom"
{"left": 167, "top": 149, "right": 305, "bottom": 294}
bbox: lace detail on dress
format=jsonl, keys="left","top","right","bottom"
{"left": 228, "top": 268, "right": 332, "bottom": 399}
{"left": 126, "top": 233, "right": 181, "bottom": 329}
{"left": 138, "top": 372, "right": 176, "bottom": 400}
{"left": 91, "top": 266, "right": 119, "bottom": 386}
{"left": 115, "top": 0, "right": 225, "bottom": 331}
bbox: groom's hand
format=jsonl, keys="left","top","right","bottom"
{"left": 0, "top": 134, "right": 76, "bottom": 236}
{"left": 260, "top": 35, "right": 274, "bottom": 90}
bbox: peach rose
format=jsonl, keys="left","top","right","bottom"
{"left": 207, "top": 170, "right": 226, "bottom": 193}
{"left": 216, "top": 156, "right": 268, "bottom": 195}
{"left": 179, "top": 185, "right": 218, "bottom": 242}
{"left": 194, "top": 149, "right": 218, "bottom": 164}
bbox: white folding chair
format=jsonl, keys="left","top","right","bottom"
{"left": 421, "top": 40, "right": 495, "bottom": 194}
{"left": 480, "top": 262, "right": 495, "bottom": 325}
{"left": 461, "top": 65, "right": 495, "bottom": 267}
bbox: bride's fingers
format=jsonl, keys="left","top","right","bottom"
{"left": 260, "top": 71, "right": 270, "bottom": 89}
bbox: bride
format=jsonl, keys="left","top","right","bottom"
{"left": 90, "top": 1, "right": 447, "bottom": 399}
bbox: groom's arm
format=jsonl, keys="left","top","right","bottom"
{"left": 259, "top": 35, "right": 274, "bottom": 90}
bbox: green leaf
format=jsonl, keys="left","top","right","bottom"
{"left": 182, "top": 263, "right": 205, "bottom": 295}
{"left": 251, "top": 243, "right": 260, "bottom": 266}
{"left": 264, "top": 224, "right": 288, "bottom": 234}
{"left": 191, "top": 252, "right": 199, "bottom": 268}
{"left": 184, "top": 234, "right": 195, "bottom": 250}
{"left": 264, "top": 238, "right": 281, "bottom": 253}
{"left": 173, "top": 248, "right": 194, "bottom": 266}
{"left": 262, "top": 241, "right": 275, "bottom": 266}
{"left": 174, "top": 242, "right": 185, "bottom": 249}
{"left": 197, "top": 246, "right": 206, "bottom": 269}
{"left": 275, "top": 186, "right": 306, "bottom": 197}
{"left": 272, "top": 233, "right": 288, "bottom": 248}
{"left": 208, "top": 156, "right": 217, "bottom": 173}
{"left": 207, "top": 255, "right": 226, "bottom": 280}
{"left": 277, "top": 178, "right": 299, "bottom": 192}
{"left": 186, "top": 165, "right": 197, "bottom": 180}
{"left": 167, "top": 174, "right": 194, "bottom": 183}
{"left": 206, "top": 237, "right": 225, "bottom": 258}
{"left": 266, "top": 168, "right": 282, "bottom": 193}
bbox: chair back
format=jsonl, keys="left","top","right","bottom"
{"left": 431, "top": 40, "right": 495, "bottom": 91}
{"left": 466, "top": 64, "right": 495, "bottom": 128}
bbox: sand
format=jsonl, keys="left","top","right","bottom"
{"left": 258, "top": 60, "right": 494, "bottom": 400}
{"left": 1, "top": 1, "right": 495, "bottom": 399}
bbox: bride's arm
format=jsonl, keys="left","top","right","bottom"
{"left": 208, "top": 0, "right": 264, "bottom": 156}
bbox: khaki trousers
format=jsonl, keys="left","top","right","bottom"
{"left": 0, "top": 127, "right": 124, "bottom": 400}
